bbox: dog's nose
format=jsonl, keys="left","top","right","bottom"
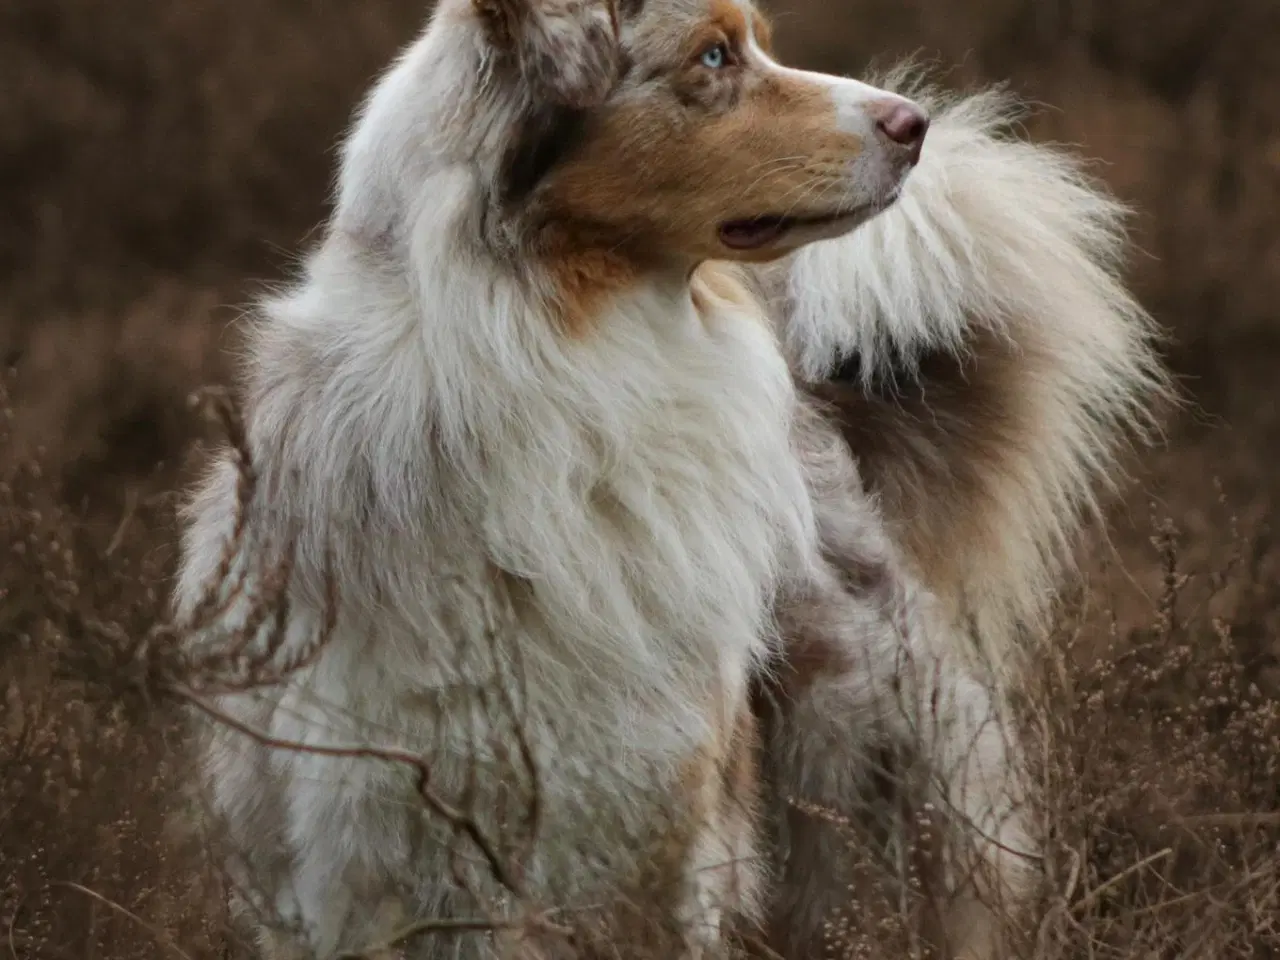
{"left": 872, "top": 100, "right": 930, "bottom": 163}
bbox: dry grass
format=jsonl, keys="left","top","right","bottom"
{"left": 5, "top": 365, "right": 1279, "bottom": 958}
{"left": 0, "top": 371, "right": 231, "bottom": 960}
{"left": 1022, "top": 517, "right": 1280, "bottom": 959}
{"left": 754, "top": 503, "right": 1280, "bottom": 960}
{"left": 3, "top": 0, "right": 1279, "bottom": 956}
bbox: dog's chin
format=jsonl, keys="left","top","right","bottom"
{"left": 716, "top": 190, "right": 904, "bottom": 256}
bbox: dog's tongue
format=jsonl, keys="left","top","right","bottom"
{"left": 718, "top": 216, "right": 788, "bottom": 250}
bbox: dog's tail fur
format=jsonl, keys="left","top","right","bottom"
{"left": 770, "top": 73, "right": 1172, "bottom": 678}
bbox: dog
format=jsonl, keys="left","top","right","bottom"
{"left": 748, "top": 82, "right": 1169, "bottom": 958}
{"left": 171, "top": 0, "right": 941, "bottom": 956}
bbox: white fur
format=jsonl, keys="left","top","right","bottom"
{"left": 776, "top": 79, "right": 1166, "bottom": 676}
{"left": 760, "top": 401, "right": 1038, "bottom": 960}
{"left": 176, "top": 8, "right": 820, "bottom": 957}
{"left": 753, "top": 76, "right": 1168, "bottom": 960}
{"left": 172, "top": 8, "right": 1166, "bottom": 957}
{"left": 755, "top": 50, "right": 924, "bottom": 222}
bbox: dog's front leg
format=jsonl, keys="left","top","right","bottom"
{"left": 758, "top": 561, "right": 1039, "bottom": 960}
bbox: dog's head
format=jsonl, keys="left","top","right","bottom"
{"left": 473, "top": 0, "right": 928, "bottom": 265}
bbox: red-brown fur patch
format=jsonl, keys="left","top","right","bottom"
{"left": 534, "top": 0, "right": 864, "bottom": 275}
{"left": 771, "top": 629, "right": 853, "bottom": 703}
{"left": 676, "top": 679, "right": 760, "bottom": 830}
{"left": 809, "top": 330, "right": 1029, "bottom": 605}
{"left": 542, "top": 244, "right": 637, "bottom": 337}
{"left": 705, "top": 0, "right": 751, "bottom": 49}
{"left": 722, "top": 701, "right": 760, "bottom": 812}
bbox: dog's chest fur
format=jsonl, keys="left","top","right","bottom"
{"left": 178, "top": 241, "right": 817, "bottom": 911}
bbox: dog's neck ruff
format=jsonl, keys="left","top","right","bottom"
{"left": 244, "top": 153, "right": 818, "bottom": 750}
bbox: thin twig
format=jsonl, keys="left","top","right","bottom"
{"left": 177, "top": 687, "right": 527, "bottom": 897}
{"left": 334, "top": 910, "right": 571, "bottom": 959}
{"left": 1177, "top": 812, "right": 1280, "bottom": 830}
{"left": 1069, "top": 848, "right": 1173, "bottom": 916}
{"left": 334, "top": 917, "right": 509, "bottom": 958}
{"left": 6, "top": 891, "right": 24, "bottom": 960}
{"left": 50, "top": 883, "right": 196, "bottom": 960}
{"left": 105, "top": 488, "right": 139, "bottom": 557}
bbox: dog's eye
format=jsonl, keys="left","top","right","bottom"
{"left": 699, "top": 43, "right": 729, "bottom": 70}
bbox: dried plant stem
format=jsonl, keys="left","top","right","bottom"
{"left": 50, "top": 882, "right": 197, "bottom": 960}
{"left": 177, "top": 686, "right": 528, "bottom": 898}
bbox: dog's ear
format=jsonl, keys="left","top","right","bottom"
{"left": 474, "top": 0, "right": 623, "bottom": 109}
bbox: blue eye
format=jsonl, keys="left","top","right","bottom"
{"left": 700, "top": 43, "right": 728, "bottom": 69}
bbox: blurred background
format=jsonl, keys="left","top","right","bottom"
{"left": 2, "top": 0, "right": 1279, "bottom": 956}
{"left": 2, "top": 0, "right": 1279, "bottom": 563}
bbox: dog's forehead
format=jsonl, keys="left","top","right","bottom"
{"left": 627, "top": 0, "right": 765, "bottom": 44}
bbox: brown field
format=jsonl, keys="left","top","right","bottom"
{"left": 2, "top": 0, "right": 1279, "bottom": 957}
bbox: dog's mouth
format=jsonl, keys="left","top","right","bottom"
{"left": 717, "top": 199, "right": 895, "bottom": 252}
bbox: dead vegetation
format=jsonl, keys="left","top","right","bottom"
{"left": 751, "top": 500, "right": 1280, "bottom": 960}
{"left": 5, "top": 360, "right": 1279, "bottom": 958}
{"left": 3, "top": 0, "right": 1280, "bottom": 956}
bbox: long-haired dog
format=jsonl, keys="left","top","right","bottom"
{"left": 751, "top": 84, "right": 1167, "bottom": 958}
{"left": 172, "top": 0, "right": 942, "bottom": 956}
